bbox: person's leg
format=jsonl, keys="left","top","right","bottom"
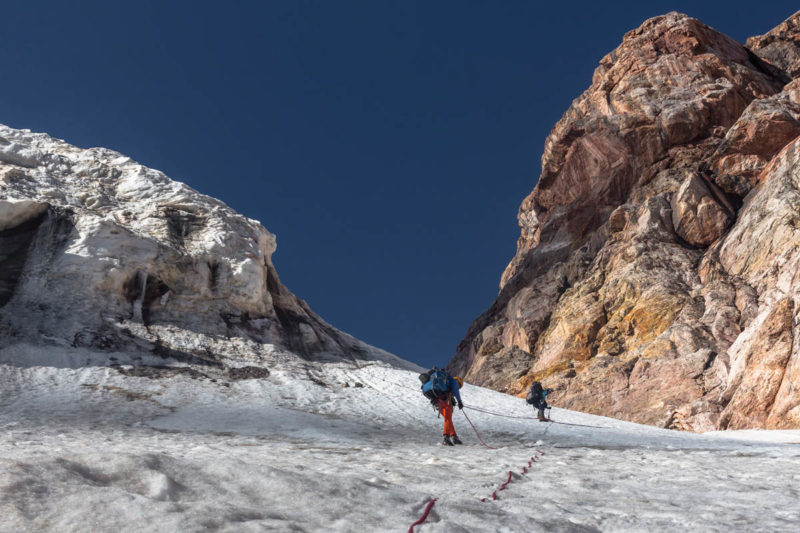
{"left": 437, "top": 399, "right": 455, "bottom": 445}
{"left": 537, "top": 404, "right": 545, "bottom": 420}
{"left": 440, "top": 400, "right": 455, "bottom": 436}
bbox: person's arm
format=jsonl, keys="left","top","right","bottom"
{"left": 543, "top": 388, "right": 552, "bottom": 407}
{"left": 451, "top": 378, "right": 463, "bottom": 408}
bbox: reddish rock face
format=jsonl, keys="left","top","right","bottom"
{"left": 449, "top": 11, "right": 800, "bottom": 431}
{"left": 709, "top": 78, "right": 800, "bottom": 196}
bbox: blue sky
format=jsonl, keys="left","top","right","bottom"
{"left": 1, "top": 1, "right": 796, "bottom": 367}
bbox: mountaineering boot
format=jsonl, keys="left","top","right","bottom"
{"left": 538, "top": 415, "right": 550, "bottom": 422}
{"left": 442, "top": 435, "right": 454, "bottom": 446}
{"left": 452, "top": 435, "right": 463, "bottom": 445}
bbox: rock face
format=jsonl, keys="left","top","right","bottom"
{"left": 671, "top": 174, "right": 734, "bottom": 247}
{"left": 0, "top": 125, "right": 409, "bottom": 370}
{"left": 449, "top": 11, "right": 800, "bottom": 431}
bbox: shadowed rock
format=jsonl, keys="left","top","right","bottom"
{"left": 747, "top": 10, "right": 800, "bottom": 78}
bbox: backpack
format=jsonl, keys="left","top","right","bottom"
{"left": 418, "top": 369, "right": 434, "bottom": 385}
{"left": 421, "top": 367, "right": 451, "bottom": 401}
{"left": 526, "top": 381, "right": 544, "bottom": 405}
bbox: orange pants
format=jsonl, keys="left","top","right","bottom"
{"left": 437, "top": 397, "right": 456, "bottom": 436}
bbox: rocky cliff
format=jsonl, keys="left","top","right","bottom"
{"left": 0, "top": 124, "right": 410, "bottom": 372}
{"left": 449, "top": 11, "right": 800, "bottom": 431}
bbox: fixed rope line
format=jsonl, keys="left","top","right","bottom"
{"left": 405, "top": 380, "right": 565, "bottom": 529}
{"left": 406, "top": 410, "right": 553, "bottom": 529}
{"left": 464, "top": 404, "right": 540, "bottom": 420}
{"left": 465, "top": 404, "right": 611, "bottom": 429}
{"left": 461, "top": 409, "right": 499, "bottom": 449}
{"left": 480, "top": 451, "right": 546, "bottom": 502}
{"left": 407, "top": 450, "right": 549, "bottom": 529}
{"left": 407, "top": 498, "right": 437, "bottom": 533}
{"left": 498, "top": 470, "right": 513, "bottom": 491}
{"left": 549, "top": 420, "right": 610, "bottom": 429}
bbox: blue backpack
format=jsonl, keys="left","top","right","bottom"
{"left": 421, "top": 368, "right": 450, "bottom": 400}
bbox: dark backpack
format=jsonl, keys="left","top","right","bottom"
{"left": 418, "top": 369, "right": 434, "bottom": 385}
{"left": 526, "top": 381, "right": 544, "bottom": 405}
{"left": 421, "top": 367, "right": 451, "bottom": 401}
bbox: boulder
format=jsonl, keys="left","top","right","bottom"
{"left": 670, "top": 173, "right": 734, "bottom": 247}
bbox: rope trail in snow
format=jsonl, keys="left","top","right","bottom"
{"left": 461, "top": 409, "right": 499, "bottom": 450}
{"left": 479, "top": 451, "right": 545, "bottom": 502}
{"left": 407, "top": 498, "right": 437, "bottom": 533}
{"left": 405, "top": 407, "right": 551, "bottom": 526}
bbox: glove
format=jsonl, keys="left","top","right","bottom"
{"left": 457, "top": 401, "right": 463, "bottom": 410}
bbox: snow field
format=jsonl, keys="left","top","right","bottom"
{"left": 1, "top": 356, "right": 800, "bottom": 532}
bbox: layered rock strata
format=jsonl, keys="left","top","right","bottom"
{"left": 449, "top": 11, "right": 800, "bottom": 431}
{"left": 0, "top": 125, "right": 407, "bottom": 370}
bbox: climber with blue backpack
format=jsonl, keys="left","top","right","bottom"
{"left": 419, "top": 367, "right": 464, "bottom": 446}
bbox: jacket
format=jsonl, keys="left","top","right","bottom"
{"left": 448, "top": 376, "right": 463, "bottom": 404}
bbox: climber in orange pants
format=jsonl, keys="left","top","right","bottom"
{"left": 435, "top": 376, "right": 464, "bottom": 446}
{"left": 420, "top": 369, "right": 465, "bottom": 446}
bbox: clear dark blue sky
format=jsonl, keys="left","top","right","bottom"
{"left": 1, "top": 1, "right": 796, "bottom": 367}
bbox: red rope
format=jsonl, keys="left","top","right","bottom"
{"left": 461, "top": 409, "right": 498, "bottom": 449}
{"left": 480, "top": 452, "right": 545, "bottom": 502}
{"left": 498, "top": 471, "right": 513, "bottom": 491}
{"left": 408, "top": 498, "right": 437, "bottom": 533}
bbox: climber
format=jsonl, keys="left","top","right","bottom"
{"left": 419, "top": 368, "right": 464, "bottom": 446}
{"left": 526, "top": 381, "right": 553, "bottom": 421}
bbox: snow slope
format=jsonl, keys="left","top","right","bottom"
{"left": 1, "top": 351, "right": 799, "bottom": 532}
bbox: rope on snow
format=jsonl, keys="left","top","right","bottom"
{"left": 407, "top": 498, "right": 437, "bottom": 533}
{"left": 479, "top": 451, "right": 545, "bottom": 502}
{"left": 461, "top": 409, "right": 499, "bottom": 449}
